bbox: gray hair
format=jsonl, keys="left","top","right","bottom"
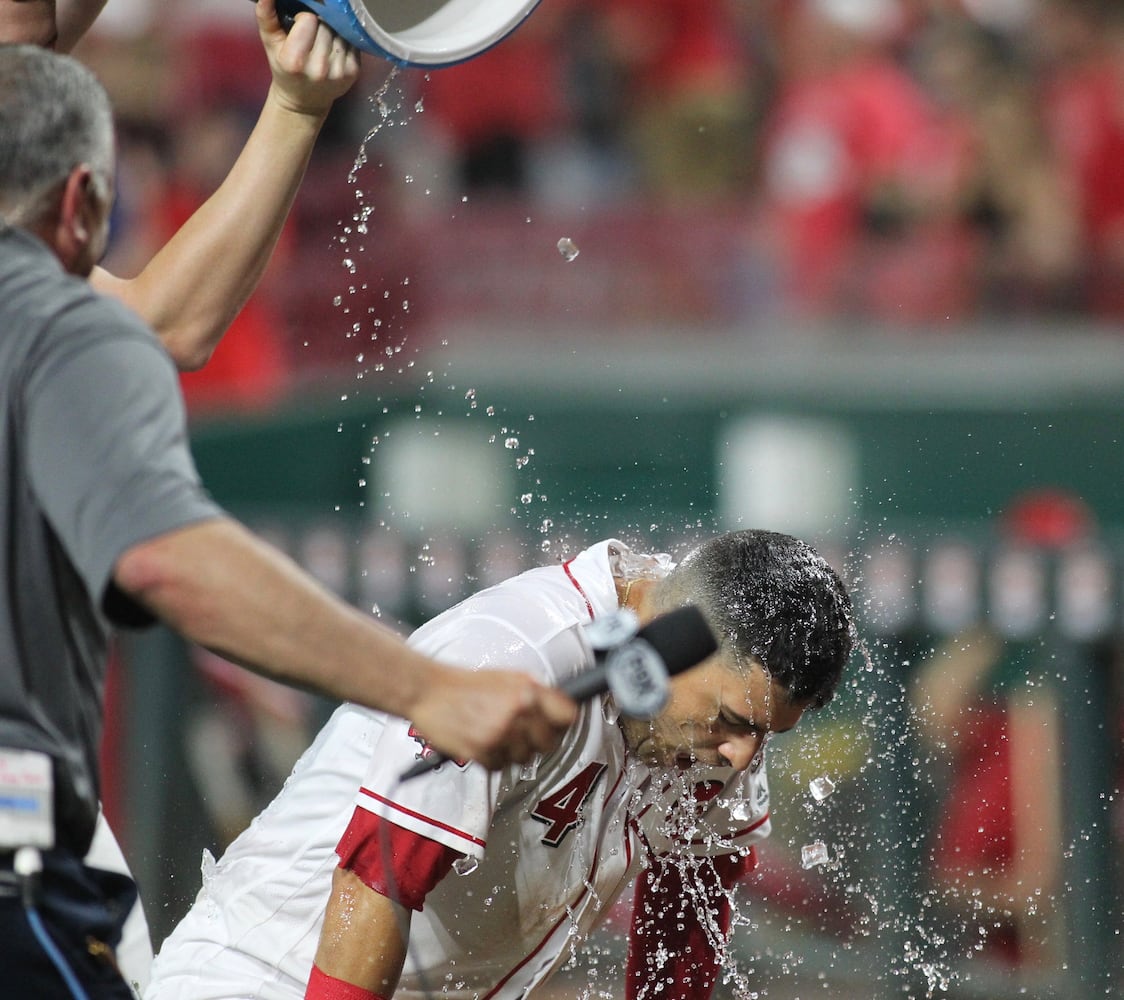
{"left": 0, "top": 44, "right": 115, "bottom": 226}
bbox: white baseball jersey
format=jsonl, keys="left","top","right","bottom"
{"left": 146, "top": 540, "right": 772, "bottom": 1000}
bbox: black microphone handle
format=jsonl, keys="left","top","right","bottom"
{"left": 557, "top": 665, "right": 611, "bottom": 702}
{"left": 527, "top": 604, "right": 716, "bottom": 705}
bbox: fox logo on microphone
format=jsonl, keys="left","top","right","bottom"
{"left": 605, "top": 639, "right": 670, "bottom": 719}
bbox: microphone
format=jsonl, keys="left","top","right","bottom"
{"left": 399, "top": 604, "right": 718, "bottom": 780}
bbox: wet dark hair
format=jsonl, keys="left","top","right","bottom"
{"left": 655, "top": 530, "right": 855, "bottom": 709}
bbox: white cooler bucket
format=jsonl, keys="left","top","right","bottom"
{"left": 275, "top": 0, "right": 541, "bottom": 67}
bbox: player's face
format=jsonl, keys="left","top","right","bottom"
{"left": 0, "top": 0, "right": 59, "bottom": 48}
{"left": 618, "top": 655, "right": 807, "bottom": 773}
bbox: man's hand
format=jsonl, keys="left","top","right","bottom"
{"left": 409, "top": 665, "right": 577, "bottom": 770}
{"left": 256, "top": 0, "right": 361, "bottom": 119}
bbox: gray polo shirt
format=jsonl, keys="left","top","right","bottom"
{"left": 0, "top": 226, "right": 224, "bottom": 854}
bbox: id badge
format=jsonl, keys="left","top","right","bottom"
{"left": 0, "top": 748, "right": 54, "bottom": 849}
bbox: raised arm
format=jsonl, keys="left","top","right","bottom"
{"left": 55, "top": 0, "right": 109, "bottom": 52}
{"left": 113, "top": 517, "right": 576, "bottom": 769}
{"left": 90, "top": 0, "right": 359, "bottom": 370}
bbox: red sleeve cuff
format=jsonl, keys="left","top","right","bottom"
{"left": 336, "top": 805, "right": 459, "bottom": 912}
{"left": 305, "top": 964, "right": 386, "bottom": 1000}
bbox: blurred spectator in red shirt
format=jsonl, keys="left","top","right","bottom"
{"left": 911, "top": 16, "right": 1081, "bottom": 314}
{"left": 757, "top": 0, "right": 943, "bottom": 318}
{"left": 596, "top": 0, "right": 760, "bottom": 205}
{"left": 910, "top": 489, "right": 1097, "bottom": 970}
{"left": 1031, "top": 0, "right": 1124, "bottom": 318}
{"left": 416, "top": 7, "right": 571, "bottom": 197}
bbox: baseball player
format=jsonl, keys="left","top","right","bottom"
{"left": 146, "top": 529, "right": 855, "bottom": 1000}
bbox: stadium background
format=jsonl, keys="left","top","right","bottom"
{"left": 79, "top": 1, "right": 1122, "bottom": 997}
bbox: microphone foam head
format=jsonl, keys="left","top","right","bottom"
{"left": 636, "top": 604, "right": 719, "bottom": 677}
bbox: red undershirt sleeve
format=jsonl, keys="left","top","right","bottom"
{"left": 335, "top": 806, "right": 460, "bottom": 912}
{"left": 625, "top": 848, "right": 758, "bottom": 1000}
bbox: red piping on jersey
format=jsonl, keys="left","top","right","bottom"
{"left": 481, "top": 863, "right": 601, "bottom": 1000}
{"left": 603, "top": 765, "right": 627, "bottom": 805}
{"left": 562, "top": 557, "right": 596, "bottom": 620}
{"left": 357, "top": 786, "right": 488, "bottom": 849}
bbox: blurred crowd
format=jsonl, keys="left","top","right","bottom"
{"left": 78, "top": 0, "right": 1124, "bottom": 410}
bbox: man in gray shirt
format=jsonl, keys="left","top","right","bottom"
{"left": 0, "top": 44, "right": 575, "bottom": 999}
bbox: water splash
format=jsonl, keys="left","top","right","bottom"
{"left": 557, "top": 237, "right": 580, "bottom": 262}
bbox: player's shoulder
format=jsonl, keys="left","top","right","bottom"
{"left": 416, "top": 565, "right": 591, "bottom": 662}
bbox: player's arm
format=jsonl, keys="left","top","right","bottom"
{"left": 308, "top": 868, "right": 410, "bottom": 999}
{"left": 626, "top": 851, "right": 756, "bottom": 1000}
{"left": 909, "top": 627, "right": 1002, "bottom": 745}
{"left": 90, "top": 0, "right": 359, "bottom": 371}
{"left": 113, "top": 517, "right": 576, "bottom": 769}
{"left": 308, "top": 808, "right": 461, "bottom": 998}
{"left": 55, "top": 0, "right": 109, "bottom": 52}
{"left": 933, "top": 691, "right": 1063, "bottom": 945}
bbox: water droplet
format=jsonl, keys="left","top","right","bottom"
{"left": 728, "top": 799, "right": 753, "bottom": 822}
{"left": 557, "top": 237, "right": 580, "bottom": 262}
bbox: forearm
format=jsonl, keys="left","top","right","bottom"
{"left": 310, "top": 867, "right": 409, "bottom": 997}
{"left": 114, "top": 518, "right": 431, "bottom": 718}
{"left": 909, "top": 627, "right": 1001, "bottom": 744}
{"left": 94, "top": 93, "right": 325, "bottom": 370}
{"left": 114, "top": 517, "right": 577, "bottom": 766}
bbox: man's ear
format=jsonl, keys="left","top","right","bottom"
{"left": 52, "top": 165, "right": 95, "bottom": 273}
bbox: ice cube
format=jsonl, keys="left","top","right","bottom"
{"left": 453, "top": 855, "right": 479, "bottom": 876}
{"left": 809, "top": 775, "right": 836, "bottom": 801}
{"left": 800, "top": 841, "right": 831, "bottom": 869}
